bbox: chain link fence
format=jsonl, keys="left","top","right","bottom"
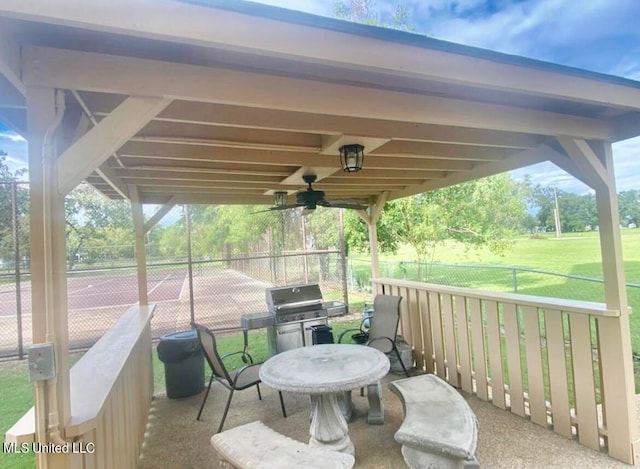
{"left": 0, "top": 182, "right": 351, "bottom": 359}
{"left": 0, "top": 181, "right": 30, "bottom": 359}
{"left": 4, "top": 180, "right": 640, "bottom": 360}
{"left": 348, "top": 258, "right": 640, "bottom": 315}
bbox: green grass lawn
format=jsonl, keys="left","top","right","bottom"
{"left": 0, "top": 360, "right": 36, "bottom": 469}
{"left": 350, "top": 229, "right": 640, "bottom": 354}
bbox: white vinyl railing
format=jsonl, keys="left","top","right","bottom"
{"left": 373, "top": 278, "right": 622, "bottom": 455}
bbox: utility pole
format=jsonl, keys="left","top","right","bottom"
{"left": 553, "top": 187, "right": 562, "bottom": 238}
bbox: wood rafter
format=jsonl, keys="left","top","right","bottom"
{"left": 557, "top": 137, "right": 608, "bottom": 191}
{"left": 57, "top": 96, "right": 172, "bottom": 194}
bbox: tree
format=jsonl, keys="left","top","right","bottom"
{"left": 304, "top": 208, "right": 341, "bottom": 250}
{"left": 618, "top": 190, "right": 640, "bottom": 226}
{"left": 345, "top": 174, "right": 526, "bottom": 261}
{"left": 0, "top": 151, "right": 29, "bottom": 268}
{"left": 156, "top": 204, "right": 284, "bottom": 261}
{"left": 404, "top": 174, "right": 525, "bottom": 258}
{"left": 558, "top": 192, "right": 597, "bottom": 232}
{"left": 343, "top": 204, "right": 403, "bottom": 255}
{"left": 65, "top": 183, "right": 134, "bottom": 268}
{"left": 334, "top": 0, "right": 416, "bottom": 32}
{"left": 525, "top": 183, "right": 600, "bottom": 233}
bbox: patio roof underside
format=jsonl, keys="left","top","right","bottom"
{"left": 1, "top": 0, "right": 640, "bottom": 206}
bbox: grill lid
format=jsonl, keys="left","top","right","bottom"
{"left": 266, "top": 284, "right": 323, "bottom": 313}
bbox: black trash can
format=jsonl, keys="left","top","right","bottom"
{"left": 310, "top": 324, "right": 334, "bottom": 345}
{"left": 157, "top": 330, "right": 205, "bottom": 398}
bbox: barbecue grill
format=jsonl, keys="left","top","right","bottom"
{"left": 262, "top": 284, "right": 347, "bottom": 356}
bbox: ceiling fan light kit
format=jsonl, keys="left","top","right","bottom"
{"left": 259, "top": 174, "right": 367, "bottom": 213}
{"left": 339, "top": 144, "right": 365, "bottom": 173}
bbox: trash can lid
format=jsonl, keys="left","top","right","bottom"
{"left": 160, "top": 329, "right": 198, "bottom": 341}
{"left": 157, "top": 329, "right": 201, "bottom": 363}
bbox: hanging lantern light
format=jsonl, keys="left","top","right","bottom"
{"left": 339, "top": 144, "right": 365, "bottom": 173}
{"left": 273, "top": 191, "right": 288, "bottom": 207}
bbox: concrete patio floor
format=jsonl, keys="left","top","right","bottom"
{"left": 138, "top": 372, "right": 638, "bottom": 468}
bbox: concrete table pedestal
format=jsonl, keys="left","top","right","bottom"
{"left": 260, "top": 344, "right": 390, "bottom": 458}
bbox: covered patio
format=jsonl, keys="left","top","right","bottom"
{"left": 2, "top": 0, "right": 640, "bottom": 467}
{"left": 138, "top": 372, "right": 639, "bottom": 468}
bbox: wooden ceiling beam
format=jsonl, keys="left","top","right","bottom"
{"left": 124, "top": 177, "right": 409, "bottom": 191}
{"left": 23, "top": 46, "right": 615, "bottom": 140}
{"left": 149, "top": 102, "right": 544, "bottom": 149}
{"left": 121, "top": 178, "right": 279, "bottom": 189}
{"left": 372, "top": 141, "right": 508, "bottom": 161}
{"left": 391, "top": 144, "right": 554, "bottom": 199}
{"left": 114, "top": 168, "right": 285, "bottom": 183}
{"left": 150, "top": 194, "right": 274, "bottom": 205}
{"left": 115, "top": 157, "right": 297, "bottom": 175}
{"left": 117, "top": 142, "right": 478, "bottom": 171}
{"left": 138, "top": 120, "right": 323, "bottom": 147}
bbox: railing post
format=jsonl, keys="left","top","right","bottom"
{"left": 592, "top": 142, "right": 637, "bottom": 464}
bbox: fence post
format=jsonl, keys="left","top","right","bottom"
{"left": 338, "top": 209, "right": 349, "bottom": 306}
{"left": 11, "top": 180, "right": 24, "bottom": 359}
{"left": 185, "top": 205, "right": 195, "bottom": 325}
{"left": 512, "top": 268, "right": 518, "bottom": 293}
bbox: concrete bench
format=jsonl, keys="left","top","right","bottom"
{"left": 389, "top": 375, "right": 479, "bottom": 468}
{"left": 210, "top": 420, "right": 355, "bottom": 469}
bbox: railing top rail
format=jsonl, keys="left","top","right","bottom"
{"left": 5, "top": 303, "right": 155, "bottom": 444}
{"left": 373, "top": 278, "right": 620, "bottom": 317}
{"left": 66, "top": 303, "right": 155, "bottom": 437}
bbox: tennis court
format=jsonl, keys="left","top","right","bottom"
{"left": 0, "top": 265, "right": 273, "bottom": 357}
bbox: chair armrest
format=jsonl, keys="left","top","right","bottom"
{"left": 232, "top": 362, "right": 261, "bottom": 386}
{"left": 221, "top": 350, "right": 254, "bottom": 364}
{"left": 338, "top": 328, "right": 364, "bottom": 343}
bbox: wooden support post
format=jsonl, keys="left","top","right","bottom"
{"left": 368, "top": 220, "right": 380, "bottom": 278}
{"left": 130, "top": 185, "right": 148, "bottom": 305}
{"left": 359, "top": 192, "right": 389, "bottom": 280}
{"left": 592, "top": 142, "right": 638, "bottom": 464}
{"left": 27, "top": 86, "right": 70, "bottom": 467}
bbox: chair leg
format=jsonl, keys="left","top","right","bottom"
{"left": 393, "top": 344, "right": 410, "bottom": 377}
{"left": 256, "top": 383, "right": 262, "bottom": 400}
{"left": 278, "top": 391, "right": 287, "bottom": 418}
{"left": 217, "top": 389, "right": 235, "bottom": 434}
{"left": 196, "top": 374, "right": 215, "bottom": 421}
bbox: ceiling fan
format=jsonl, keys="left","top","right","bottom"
{"left": 262, "top": 174, "right": 368, "bottom": 212}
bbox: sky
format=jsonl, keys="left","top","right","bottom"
{"left": 1, "top": 0, "right": 639, "bottom": 193}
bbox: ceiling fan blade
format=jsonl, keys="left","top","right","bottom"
{"left": 328, "top": 198, "right": 369, "bottom": 205}
{"left": 252, "top": 204, "right": 303, "bottom": 213}
{"left": 324, "top": 201, "right": 368, "bottom": 210}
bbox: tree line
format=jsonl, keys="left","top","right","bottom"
{"left": 1, "top": 151, "right": 639, "bottom": 270}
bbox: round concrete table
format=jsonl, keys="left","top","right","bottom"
{"left": 259, "top": 344, "right": 390, "bottom": 456}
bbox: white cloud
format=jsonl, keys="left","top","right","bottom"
{"left": 0, "top": 130, "right": 28, "bottom": 177}
{"left": 420, "top": 0, "right": 640, "bottom": 74}
{"left": 612, "top": 137, "right": 640, "bottom": 191}
{"left": 0, "top": 132, "right": 26, "bottom": 142}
